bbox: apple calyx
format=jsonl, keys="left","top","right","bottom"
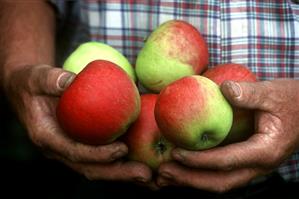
{"left": 154, "top": 137, "right": 168, "bottom": 155}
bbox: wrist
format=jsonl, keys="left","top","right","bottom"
{"left": 0, "top": 1, "right": 56, "bottom": 93}
{"left": 1, "top": 62, "right": 30, "bottom": 94}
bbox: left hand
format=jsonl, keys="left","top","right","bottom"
{"left": 3, "top": 64, "right": 154, "bottom": 186}
{"left": 157, "top": 79, "right": 299, "bottom": 193}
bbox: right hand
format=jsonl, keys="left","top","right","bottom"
{"left": 4, "top": 64, "right": 153, "bottom": 184}
{"left": 157, "top": 79, "right": 299, "bottom": 192}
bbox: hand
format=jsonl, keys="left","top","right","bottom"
{"left": 157, "top": 79, "right": 299, "bottom": 192}
{"left": 4, "top": 64, "right": 152, "bottom": 184}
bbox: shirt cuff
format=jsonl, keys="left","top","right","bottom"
{"left": 47, "top": 0, "right": 67, "bottom": 20}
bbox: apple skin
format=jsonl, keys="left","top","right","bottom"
{"left": 56, "top": 60, "right": 140, "bottom": 145}
{"left": 202, "top": 63, "right": 257, "bottom": 85}
{"left": 123, "top": 94, "right": 174, "bottom": 170}
{"left": 155, "top": 76, "right": 233, "bottom": 150}
{"left": 63, "top": 41, "right": 136, "bottom": 81}
{"left": 203, "top": 63, "right": 257, "bottom": 145}
{"left": 136, "top": 20, "right": 209, "bottom": 93}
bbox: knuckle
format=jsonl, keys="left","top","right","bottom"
{"left": 180, "top": 154, "right": 202, "bottom": 167}
{"left": 264, "top": 152, "right": 282, "bottom": 168}
{"left": 182, "top": 156, "right": 195, "bottom": 166}
{"left": 28, "top": 131, "right": 45, "bottom": 149}
{"left": 67, "top": 153, "right": 81, "bottom": 162}
{"left": 210, "top": 178, "right": 236, "bottom": 193}
{"left": 222, "top": 163, "right": 234, "bottom": 171}
{"left": 213, "top": 184, "right": 232, "bottom": 193}
{"left": 65, "top": 146, "right": 85, "bottom": 163}
{"left": 259, "top": 147, "right": 283, "bottom": 169}
{"left": 84, "top": 173, "right": 97, "bottom": 181}
{"left": 91, "top": 148, "right": 115, "bottom": 163}
{"left": 82, "top": 169, "right": 97, "bottom": 181}
{"left": 64, "top": 142, "right": 85, "bottom": 162}
{"left": 254, "top": 134, "right": 284, "bottom": 169}
{"left": 221, "top": 156, "right": 237, "bottom": 171}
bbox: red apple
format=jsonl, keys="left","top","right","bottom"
{"left": 123, "top": 94, "right": 174, "bottom": 170}
{"left": 203, "top": 63, "right": 257, "bottom": 84}
{"left": 56, "top": 60, "right": 140, "bottom": 145}
{"left": 155, "top": 76, "right": 233, "bottom": 150}
{"left": 203, "top": 63, "right": 257, "bottom": 145}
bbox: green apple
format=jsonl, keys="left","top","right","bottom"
{"left": 63, "top": 41, "right": 136, "bottom": 81}
{"left": 155, "top": 75, "right": 233, "bottom": 150}
{"left": 136, "top": 20, "right": 209, "bottom": 93}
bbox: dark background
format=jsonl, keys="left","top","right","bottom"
{"left": 1, "top": 91, "right": 298, "bottom": 199}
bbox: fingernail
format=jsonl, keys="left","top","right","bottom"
{"left": 172, "top": 150, "right": 184, "bottom": 161}
{"left": 160, "top": 172, "right": 173, "bottom": 180}
{"left": 134, "top": 177, "right": 147, "bottom": 183}
{"left": 111, "top": 150, "right": 126, "bottom": 160}
{"left": 227, "top": 81, "right": 241, "bottom": 98}
{"left": 158, "top": 179, "right": 169, "bottom": 187}
{"left": 58, "top": 73, "right": 75, "bottom": 90}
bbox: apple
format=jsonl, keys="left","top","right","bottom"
{"left": 63, "top": 41, "right": 136, "bottom": 81}
{"left": 203, "top": 63, "right": 257, "bottom": 145}
{"left": 123, "top": 94, "right": 174, "bottom": 170}
{"left": 136, "top": 20, "right": 209, "bottom": 93}
{"left": 155, "top": 76, "right": 233, "bottom": 150}
{"left": 56, "top": 60, "right": 140, "bottom": 145}
{"left": 202, "top": 63, "right": 257, "bottom": 85}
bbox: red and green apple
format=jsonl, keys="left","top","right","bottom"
{"left": 56, "top": 60, "right": 140, "bottom": 145}
{"left": 63, "top": 41, "right": 136, "bottom": 81}
{"left": 124, "top": 94, "right": 174, "bottom": 170}
{"left": 155, "top": 76, "right": 233, "bottom": 150}
{"left": 203, "top": 63, "right": 257, "bottom": 145}
{"left": 136, "top": 20, "right": 209, "bottom": 93}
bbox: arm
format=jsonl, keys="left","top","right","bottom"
{"left": 0, "top": 1, "right": 152, "bottom": 184}
{"left": 0, "top": 0, "right": 55, "bottom": 87}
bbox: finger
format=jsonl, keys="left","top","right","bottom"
{"left": 158, "top": 162, "right": 260, "bottom": 193}
{"left": 220, "top": 80, "right": 276, "bottom": 111}
{"left": 171, "top": 133, "right": 279, "bottom": 170}
{"left": 60, "top": 159, "right": 152, "bottom": 183}
{"left": 135, "top": 180, "right": 161, "bottom": 191}
{"left": 30, "top": 65, "right": 75, "bottom": 96}
{"left": 44, "top": 133, "right": 128, "bottom": 163}
{"left": 31, "top": 101, "right": 128, "bottom": 163}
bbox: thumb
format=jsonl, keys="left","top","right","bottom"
{"left": 32, "top": 65, "right": 76, "bottom": 96}
{"left": 220, "top": 80, "right": 273, "bottom": 111}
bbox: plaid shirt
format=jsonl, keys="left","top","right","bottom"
{"left": 51, "top": 0, "right": 299, "bottom": 182}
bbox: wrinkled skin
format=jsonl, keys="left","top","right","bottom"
{"left": 157, "top": 79, "right": 299, "bottom": 193}
{"left": 4, "top": 64, "right": 156, "bottom": 187}
{"left": 0, "top": 1, "right": 157, "bottom": 188}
